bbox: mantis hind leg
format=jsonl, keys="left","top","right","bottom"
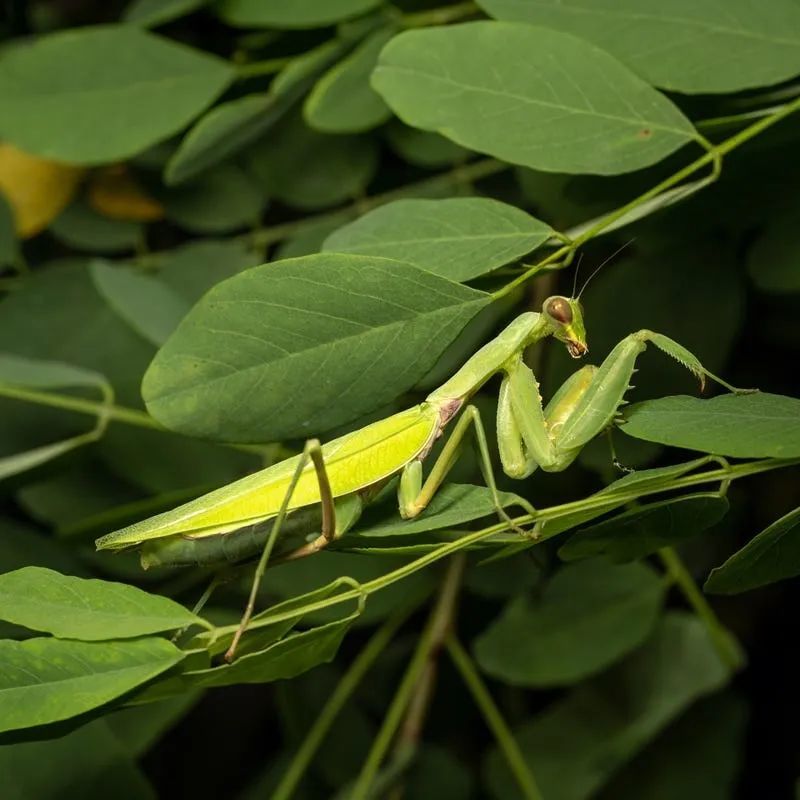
{"left": 225, "top": 438, "right": 336, "bottom": 662}
{"left": 398, "top": 404, "right": 536, "bottom": 536}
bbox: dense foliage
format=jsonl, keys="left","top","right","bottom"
{"left": 1, "top": 1, "right": 800, "bottom": 798}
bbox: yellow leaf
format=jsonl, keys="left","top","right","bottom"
{"left": 87, "top": 166, "right": 164, "bottom": 222}
{"left": 0, "top": 143, "right": 84, "bottom": 238}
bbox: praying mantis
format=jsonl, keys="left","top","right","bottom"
{"left": 96, "top": 293, "right": 732, "bottom": 660}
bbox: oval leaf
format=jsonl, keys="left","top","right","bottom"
{"left": 372, "top": 22, "right": 697, "bottom": 175}
{"left": 0, "top": 567, "right": 201, "bottom": 640}
{"left": 705, "top": 506, "right": 800, "bottom": 594}
{"left": 622, "top": 392, "right": 800, "bottom": 458}
{"left": 0, "top": 25, "right": 234, "bottom": 164}
{"left": 474, "top": 559, "right": 665, "bottom": 686}
{"left": 559, "top": 493, "right": 730, "bottom": 562}
{"left": 476, "top": 0, "right": 800, "bottom": 94}
{"left": 0, "top": 637, "right": 184, "bottom": 734}
{"left": 217, "top": 0, "right": 382, "bottom": 28}
{"left": 143, "top": 254, "right": 490, "bottom": 441}
{"left": 124, "top": 0, "right": 212, "bottom": 27}
{"left": 323, "top": 198, "right": 553, "bottom": 281}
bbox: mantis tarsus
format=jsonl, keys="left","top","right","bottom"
{"left": 96, "top": 294, "right": 734, "bottom": 660}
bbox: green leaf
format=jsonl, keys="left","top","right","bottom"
{"left": 484, "top": 612, "right": 733, "bottom": 800}
{"left": 157, "top": 239, "right": 262, "bottom": 302}
{"left": 166, "top": 38, "right": 351, "bottom": 184}
{"left": 0, "top": 719, "right": 156, "bottom": 800}
{"left": 216, "top": 0, "right": 382, "bottom": 28}
{"left": 90, "top": 261, "right": 190, "bottom": 348}
{"left": 323, "top": 198, "right": 553, "bottom": 281}
{"left": 599, "top": 457, "right": 719, "bottom": 496}
{"left": 747, "top": 209, "right": 800, "bottom": 293}
{"left": 597, "top": 693, "right": 747, "bottom": 800}
{"left": 305, "top": 26, "right": 395, "bottom": 133}
{"left": 705, "top": 506, "right": 800, "bottom": 594}
{"left": 186, "top": 615, "right": 355, "bottom": 687}
{"left": 474, "top": 559, "right": 665, "bottom": 686}
{"left": 124, "top": 0, "right": 212, "bottom": 27}
{"left": 622, "top": 392, "right": 800, "bottom": 458}
{"left": 50, "top": 200, "right": 142, "bottom": 254}
{"left": 352, "top": 484, "right": 530, "bottom": 538}
{"left": 385, "top": 122, "right": 469, "bottom": 168}
{"left": 476, "top": 0, "right": 800, "bottom": 94}
{"left": 0, "top": 25, "right": 234, "bottom": 164}
{"left": 559, "top": 494, "right": 730, "bottom": 562}
{"left": 163, "top": 163, "right": 264, "bottom": 234}
{"left": 0, "top": 567, "right": 201, "bottom": 640}
{"left": 372, "top": 22, "right": 697, "bottom": 176}
{"left": 142, "top": 254, "right": 490, "bottom": 441}
{"left": 0, "top": 637, "right": 185, "bottom": 735}
{"left": 247, "top": 114, "right": 377, "bottom": 210}
{"left": 0, "top": 193, "right": 18, "bottom": 269}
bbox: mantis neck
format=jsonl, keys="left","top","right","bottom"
{"left": 426, "top": 312, "right": 551, "bottom": 406}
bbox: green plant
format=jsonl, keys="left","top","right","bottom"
{"left": 1, "top": 2, "right": 799, "bottom": 798}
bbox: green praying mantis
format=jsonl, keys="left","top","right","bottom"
{"left": 96, "top": 292, "right": 733, "bottom": 661}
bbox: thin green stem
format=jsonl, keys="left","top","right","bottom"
{"left": 350, "top": 556, "right": 465, "bottom": 799}
{"left": 235, "top": 56, "right": 294, "bottom": 79}
{"left": 401, "top": 0, "right": 480, "bottom": 27}
{"left": 272, "top": 606, "right": 415, "bottom": 800}
{"left": 658, "top": 547, "right": 744, "bottom": 669}
{"left": 447, "top": 635, "right": 543, "bottom": 800}
{"left": 214, "top": 456, "right": 799, "bottom": 637}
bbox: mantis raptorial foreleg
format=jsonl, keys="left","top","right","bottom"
{"left": 225, "top": 438, "right": 338, "bottom": 662}
{"left": 398, "top": 405, "right": 536, "bottom": 535}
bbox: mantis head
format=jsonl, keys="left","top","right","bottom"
{"left": 543, "top": 296, "right": 587, "bottom": 358}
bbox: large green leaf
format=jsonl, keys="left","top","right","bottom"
{"left": 476, "top": 0, "right": 800, "bottom": 94}
{"left": 216, "top": 0, "right": 382, "bottom": 28}
{"left": 90, "top": 261, "right": 189, "bottom": 348}
{"left": 484, "top": 613, "right": 732, "bottom": 800}
{"left": 0, "top": 567, "right": 201, "bottom": 640}
{"left": 0, "top": 26, "right": 233, "bottom": 164}
{"left": 473, "top": 560, "right": 664, "bottom": 686}
{"left": 705, "top": 506, "right": 800, "bottom": 594}
{"left": 142, "top": 254, "right": 490, "bottom": 441}
{"left": 372, "top": 22, "right": 697, "bottom": 176}
{"left": 305, "top": 26, "right": 395, "bottom": 133}
{"left": 323, "top": 198, "right": 553, "bottom": 281}
{"left": 622, "top": 392, "right": 800, "bottom": 457}
{"left": 0, "top": 719, "right": 156, "bottom": 800}
{"left": 559, "top": 494, "right": 730, "bottom": 562}
{"left": 0, "top": 637, "right": 185, "bottom": 734}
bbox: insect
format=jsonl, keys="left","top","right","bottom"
{"left": 96, "top": 294, "right": 731, "bottom": 660}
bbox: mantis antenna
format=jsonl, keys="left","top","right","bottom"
{"left": 576, "top": 239, "right": 635, "bottom": 299}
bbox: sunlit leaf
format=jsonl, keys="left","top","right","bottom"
{"left": 373, "top": 22, "right": 697, "bottom": 175}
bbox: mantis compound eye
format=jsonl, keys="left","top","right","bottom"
{"left": 546, "top": 297, "right": 573, "bottom": 325}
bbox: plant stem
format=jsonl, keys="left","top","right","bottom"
{"left": 216, "top": 456, "right": 799, "bottom": 636}
{"left": 272, "top": 606, "right": 415, "bottom": 800}
{"left": 235, "top": 56, "right": 293, "bottom": 79}
{"left": 350, "top": 555, "right": 465, "bottom": 799}
{"left": 447, "top": 635, "right": 543, "bottom": 800}
{"left": 401, "top": 1, "right": 480, "bottom": 27}
{"left": 658, "top": 546, "right": 744, "bottom": 669}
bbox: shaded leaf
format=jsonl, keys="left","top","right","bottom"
{"left": 385, "top": 122, "right": 469, "bottom": 168}
{"left": 373, "top": 22, "right": 697, "bottom": 175}
{"left": 560, "top": 493, "right": 729, "bottom": 562}
{"left": 0, "top": 143, "right": 83, "bottom": 238}
{"left": 124, "top": 0, "right": 212, "bottom": 27}
{"left": 622, "top": 392, "right": 800, "bottom": 457}
{"left": 86, "top": 167, "right": 164, "bottom": 223}
{"left": 484, "top": 613, "right": 732, "bottom": 800}
{"left": 50, "top": 200, "right": 142, "bottom": 254}
{"left": 142, "top": 254, "right": 490, "bottom": 441}
{"left": 747, "top": 209, "right": 800, "bottom": 293}
{"left": 0, "top": 26, "right": 233, "bottom": 164}
{"left": 90, "top": 261, "right": 190, "bottom": 348}
{"left": 0, "top": 567, "right": 201, "bottom": 640}
{"left": 247, "top": 113, "right": 377, "bottom": 210}
{"left": 476, "top": 0, "right": 800, "bottom": 94}
{"left": 474, "top": 559, "right": 665, "bottom": 686}
{"left": 0, "top": 637, "right": 185, "bottom": 734}
{"left": 305, "top": 26, "right": 395, "bottom": 133}
{"left": 705, "top": 506, "right": 800, "bottom": 594}
{"left": 216, "top": 0, "right": 382, "bottom": 28}
{"left": 0, "top": 194, "right": 17, "bottom": 268}
{"left": 323, "top": 197, "right": 553, "bottom": 281}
